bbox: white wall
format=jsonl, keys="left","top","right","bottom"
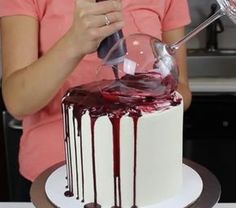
{"left": 187, "top": 0, "right": 236, "bottom": 49}
{"left": 0, "top": 1, "right": 235, "bottom": 74}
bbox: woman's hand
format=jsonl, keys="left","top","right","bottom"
{"left": 68, "top": 0, "right": 124, "bottom": 57}
{"left": 1, "top": 0, "right": 124, "bottom": 119}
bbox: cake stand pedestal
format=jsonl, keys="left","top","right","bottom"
{"left": 30, "top": 159, "right": 221, "bottom": 208}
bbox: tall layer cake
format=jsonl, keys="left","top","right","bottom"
{"left": 62, "top": 80, "right": 183, "bottom": 208}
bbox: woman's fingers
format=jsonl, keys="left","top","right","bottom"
{"left": 97, "top": 19, "right": 124, "bottom": 38}
{"left": 82, "top": 11, "right": 123, "bottom": 28}
{"left": 75, "top": 0, "right": 122, "bottom": 16}
{"left": 70, "top": 0, "right": 124, "bottom": 55}
{"left": 88, "top": 0, "right": 122, "bottom": 15}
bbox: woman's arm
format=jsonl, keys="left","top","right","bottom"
{"left": 1, "top": 15, "right": 82, "bottom": 120}
{"left": 162, "top": 27, "right": 192, "bottom": 110}
{"left": 1, "top": 0, "right": 124, "bottom": 119}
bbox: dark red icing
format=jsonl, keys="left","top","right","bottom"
{"left": 100, "top": 72, "right": 177, "bottom": 103}
{"left": 62, "top": 73, "right": 181, "bottom": 208}
{"left": 64, "top": 190, "right": 74, "bottom": 197}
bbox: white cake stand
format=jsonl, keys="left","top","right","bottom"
{"left": 30, "top": 159, "right": 221, "bottom": 208}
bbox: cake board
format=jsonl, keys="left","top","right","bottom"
{"left": 30, "top": 159, "right": 221, "bottom": 208}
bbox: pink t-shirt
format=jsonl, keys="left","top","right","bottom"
{"left": 0, "top": 0, "right": 190, "bottom": 181}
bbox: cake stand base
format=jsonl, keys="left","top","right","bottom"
{"left": 45, "top": 164, "right": 202, "bottom": 208}
{"left": 30, "top": 159, "right": 221, "bottom": 208}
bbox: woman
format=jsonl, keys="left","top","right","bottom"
{"left": 0, "top": 0, "right": 192, "bottom": 182}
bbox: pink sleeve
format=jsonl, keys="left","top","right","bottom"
{"left": 0, "top": 0, "right": 38, "bottom": 18}
{"left": 162, "top": 0, "right": 191, "bottom": 31}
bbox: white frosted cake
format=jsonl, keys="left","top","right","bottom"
{"left": 61, "top": 80, "right": 183, "bottom": 208}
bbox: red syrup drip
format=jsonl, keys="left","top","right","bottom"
{"left": 84, "top": 203, "right": 102, "bottom": 208}
{"left": 64, "top": 190, "right": 74, "bottom": 197}
{"left": 64, "top": 106, "right": 74, "bottom": 196}
{"left": 132, "top": 116, "right": 140, "bottom": 208}
{"left": 73, "top": 115, "right": 80, "bottom": 199}
{"left": 109, "top": 116, "right": 123, "bottom": 208}
{"left": 63, "top": 105, "right": 87, "bottom": 200}
{"left": 78, "top": 120, "right": 85, "bottom": 202}
{"left": 62, "top": 74, "right": 180, "bottom": 208}
{"left": 73, "top": 107, "right": 86, "bottom": 202}
{"left": 90, "top": 117, "right": 99, "bottom": 205}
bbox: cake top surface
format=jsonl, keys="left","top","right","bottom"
{"left": 62, "top": 78, "right": 181, "bottom": 119}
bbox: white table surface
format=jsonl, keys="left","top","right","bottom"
{"left": 0, "top": 203, "right": 235, "bottom": 208}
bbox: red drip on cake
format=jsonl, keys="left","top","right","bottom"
{"left": 109, "top": 117, "right": 122, "bottom": 207}
{"left": 62, "top": 73, "right": 180, "bottom": 208}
